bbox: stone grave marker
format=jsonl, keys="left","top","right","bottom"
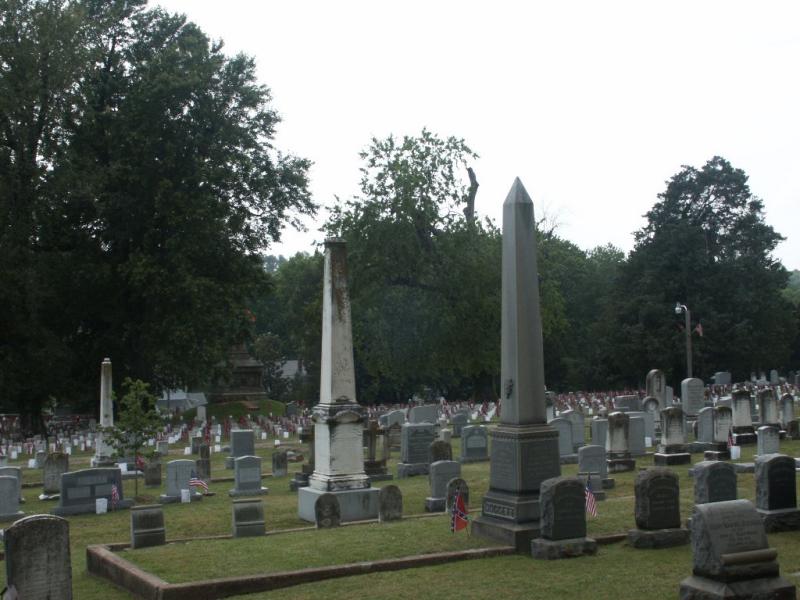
{"left": 780, "top": 393, "right": 795, "bottom": 428}
{"left": 531, "top": 476, "right": 597, "bottom": 559}
{"left": 759, "top": 389, "right": 781, "bottom": 429}
{"left": 578, "top": 445, "right": 613, "bottom": 490}
{"left": 0, "top": 467, "right": 23, "bottom": 503}
{"left": 628, "top": 414, "right": 646, "bottom": 457}
{"left": 628, "top": 467, "right": 689, "bottom": 548}
{"left": 0, "top": 476, "right": 24, "bottom": 521}
{"left": 428, "top": 440, "right": 453, "bottom": 463}
{"left": 425, "top": 460, "right": 461, "bottom": 512}
{"left": 144, "top": 461, "right": 162, "bottom": 487}
{"left": 590, "top": 418, "right": 607, "bottom": 447}
{"left": 551, "top": 417, "right": 576, "bottom": 463}
{"left": 43, "top": 453, "right": 69, "bottom": 495}
{"left": 378, "top": 485, "right": 403, "bottom": 522}
{"left": 646, "top": 369, "right": 667, "bottom": 408}
{"left": 561, "top": 409, "right": 585, "bottom": 451}
{"left": 606, "top": 412, "right": 635, "bottom": 472}
{"left": 315, "top": 493, "right": 340, "bottom": 528}
{"left": 757, "top": 426, "right": 780, "bottom": 456}
{"left": 460, "top": 425, "right": 489, "bottom": 463}
{"left": 695, "top": 407, "right": 714, "bottom": 445}
{"left": 272, "top": 449, "right": 288, "bottom": 478}
{"left": 397, "top": 423, "right": 436, "bottom": 477}
{"left": 450, "top": 412, "right": 468, "bottom": 438}
{"left": 681, "top": 377, "right": 705, "bottom": 417}
{"left": 704, "top": 405, "right": 733, "bottom": 460}
{"left": 231, "top": 455, "right": 268, "bottom": 497}
{"left": 159, "top": 460, "right": 203, "bottom": 504}
{"left": 130, "top": 505, "right": 166, "bottom": 549}
{"left": 693, "top": 461, "right": 737, "bottom": 505}
{"left": 225, "top": 429, "right": 254, "bottom": 469}
{"left": 232, "top": 498, "right": 265, "bottom": 537}
{"left": 156, "top": 441, "right": 169, "bottom": 456}
{"left": 679, "top": 499, "right": 795, "bottom": 599}
{"left": 53, "top": 467, "right": 132, "bottom": 515}
{"left": 4, "top": 514, "right": 72, "bottom": 599}
{"left": 409, "top": 404, "right": 438, "bottom": 424}
{"left": 614, "top": 394, "right": 640, "bottom": 412}
{"left": 379, "top": 409, "right": 405, "bottom": 429}
{"left": 445, "top": 478, "right": 469, "bottom": 512}
{"left": 654, "top": 406, "right": 690, "bottom": 466}
{"left": 755, "top": 453, "right": 800, "bottom": 532}
{"left": 731, "top": 389, "right": 756, "bottom": 445}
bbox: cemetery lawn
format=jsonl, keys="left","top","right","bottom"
{"left": 4, "top": 431, "right": 800, "bottom": 599}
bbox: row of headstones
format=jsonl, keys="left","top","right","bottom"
{"left": 379, "top": 406, "right": 476, "bottom": 436}
{"left": 397, "top": 425, "right": 489, "bottom": 478}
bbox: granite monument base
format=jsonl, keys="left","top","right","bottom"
{"left": 687, "top": 442, "right": 708, "bottom": 454}
{"left": 396, "top": 463, "right": 429, "bottom": 478}
{"left": 289, "top": 473, "right": 309, "bottom": 491}
{"left": 732, "top": 433, "right": 757, "bottom": 446}
{"left": 602, "top": 478, "right": 616, "bottom": 489}
{"left": 53, "top": 499, "right": 133, "bottom": 515}
{"left": 425, "top": 497, "right": 446, "bottom": 512}
{"left": 471, "top": 514, "right": 541, "bottom": 553}
{"left": 758, "top": 507, "right": 800, "bottom": 533}
{"left": 703, "top": 449, "right": 731, "bottom": 461}
{"left": 679, "top": 574, "right": 796, "bottom": 600}
{"left": 654, "top": 452, "right": 691, "bottom": 466}
{"left": 297, "top": 486, "right": 379, "bottom": 523}
{"left": 531, "top": 536, "right": 597, "bottom": 560}
{"left": 229, "top": 487, "right": 269, "bottom": 498}
{"left": 628, "top": 527, "right": 690, "bottom": 549}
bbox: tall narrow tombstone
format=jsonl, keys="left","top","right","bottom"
{"left": 144, "top": 461, "right": 162, "bottom": 487}
{"left": 450, "top": 412, "right": 468, "bottom": 438}
{"left": 43, "top": 453, "right": 69, "bottom": 495}
{"left": 94, "top": 358, "right": 115, "bottom": 465}
{"left": 195, "top": 444, "right": 211, "bottom": 480}
{"left": 630, "top": 410, "right": 655, "bottom": 445}
{"left": 550, "top": 417, "right": 576, "bottom": 463}
{"left": 628, "top": 468, "right": 689, "bottom": 548}
{"left": 759, "top": 389, "right": 781, "bottom": 429}
{"left": 695, "top": 407, "right": 714, "bottom": 445}
{"left": 560, "top": 409, "right": 584, "bottom": 451}
{"left": 704, "top": 406, "right": 732, "bottom": 461}
{"left": 654, "top": 406, "right": 690, "bottom": 465}
{"left": 780, "top": 393, "right": 795, "bottom": 428}
{"left": 692, "top": 461, "right": 737, "bottom": 505}
{"left": 0, "top": 467, "right": 23, "bottom": 503}
{"left": 681, "top": 377, "right": 705, "bottom": 417}
{"left": 731, "top": 389, "right": 756, "bottom": 445}
{"left": 628, "top": 415, "right": 646, "bottom": 457}
{"left": 460, "top": 425, "right": 489, "bottom": 463}
{"left": 130, "top": 505, "right": 166, "bottom": 549}
{"left": 755, "top": 453, "right": 800, "bottom": 532}
{"left": 230, "top": 455, "right": 268, "bottom": 497}
{"left": 363, "top": 420, "right": 392, "bottom": 481}
{"left": 5, "top": 515, "right": 72, "bottom": 599}
{"left": 298, "top": 240, "right": 379, "bottom": 523}
{"left": 0, "top": 476, "right": 24, "bottom": 520}
{"left": 606, "top": 412, "right": 635, "bottom": 473}
{"left": 590, "top": 418, "right": 607, "bottom": 448}
{"left": 225, "top": 430, "right": 254, "bottom": 469}
{"left": 680, "top": 500, "right": 795, "bottom": 600}
{"left": 272, "top": 449, "right": 288, "bottom": 478}
{"left": 472, "top": 179, "right": 561, "bottom": 552}
{"left": 531, "top": 476, "right": 597, "bottom": 559}
{"left": 646, "top": 369, "right": 667, "bottom": 408}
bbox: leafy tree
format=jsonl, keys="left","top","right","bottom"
{"left": 0, "top": 0, "right": 314, "bottom": 420}
{"left": 609, "top": 157, "right": 794, "bottom": 384}
{"left": 102, "top": 378, "right": 163, "bottom": 499}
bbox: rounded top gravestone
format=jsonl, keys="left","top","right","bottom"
{"left": 315, "top": 493, "right": 341, "bottom": 528}
{"left": 378, "top": 485, "right": 403, "bottom": 522}
{"left": 428, "top": 440, "right": 452, "bottom": 463}
{"left": 635, "top": 468, "right": 681, "bottom": 530}
{"left": 693, "top": 461, "right": 737, "bottom": 505}
{"left": 539, "top": 476, "right": 586, "bottom": 541}
{"left": 445, "top": 478, "right": 470, "bottom": 512}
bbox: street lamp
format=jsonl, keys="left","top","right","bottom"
{"left": 674, "top": 302, "right": 692, "bottom": 379}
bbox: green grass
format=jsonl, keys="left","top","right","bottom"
{"left": 2, "top": 428, "right": 800, "bottom": 599}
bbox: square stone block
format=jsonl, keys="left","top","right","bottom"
{"left": 298, "top": 486, "right": 379, "bottom": 523}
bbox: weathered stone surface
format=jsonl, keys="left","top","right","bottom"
{"left": 539, "top": 477, "right": 586, "bottom": 541}
{"left": 272, "top": 450, "right": 288, "bottom": 477}
{"left": 226, "top": 430, "right": 255, "bottom": 469}
{"left": 232, "top": 499, "right": 265, "bottom": 537}
{"left": 755, "top": 454, "right": 796, "bottom": 512}
{"left": 378, "top": 485, "right": 403, "bottom": 522}
{"left": 160, "top": 460, "right": 203, "bottom": 503}
{"left": 428, "top": 440, "right": 453, "bottom": 463}
{"left": 446, "top": 478, "right": 469, "bottom": 513}
{"left": 231, "top": 455, "right": 268, "bottom": 497}
{"left": 460, "top": 425, "right": 489, "bottom": 463}
{"left": 425, "top": 460, "right": 461, "bottom": 512}
{"left": 130, "top": 505, "right": 165, "bottom": 549}
{"left": 578, "top": 445, "right": 608, "bottom": 479}
{"left": 550, "top": 417, "right": 574, "bottom": 457}
{"left": 315, "top": 493, "right": 340, "bottom": 528}
{"left": 144, "top": 462, "right": 162, "bottom": 487}
{"left": 409, "top": 404, "right": 438, "bottom": 424}
{"left": 398, "top": 423, "right": 436, "bottom": 473}
{"left": 628, "top": 527, "right": 689, "bottom": 549}
{"left": 43, "top": 453, "right": 69, "bottom": 495}
{"left": 635, "top": 468, "right": 681, "bottom": 530}
{"left": 531, "top": 536, "right": 597, "bottom": 560}
{"left": 606, "top": 412, "right": 630, "bottom": 457}
{"left": 696, "top": 407, "right": 714, "bottom": 444}
{"left": 590, "top": 418, "right": 608, "bottom": 448}
{"left": 53, "top": 467, "right": 132, "bottom": 515}
{"left": 0, "top": 476, "right": 24, "bottom": 521}
{"left": 757, "top": 426, "right": 780, "bottom": 456}
{"left": 5, "top": 514, "right": 72, "bottom": 599}
{"left": 682, "top": 378, "right": 705, "bottom": 416}
{"left": 450, "top": 413, "right": 468, "bottom": 437}
{"left": 693, "top": 461, "right": 737, "bottom": 505}
{"left": 646, "top": 369, "right": 667, "bottom": 407}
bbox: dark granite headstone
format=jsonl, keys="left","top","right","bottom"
{"left": 539, "top": 477, "right": 586, "bottom": 541}
{"left": 232, "top": 498, "right": 265, "bottom": 537}
{"left": 378, "top": 485, "right": 403, "bottom": 522}
{"left": 755, "top": 454, "right": 796, "bottom": 511}
{"left": 428, "top": 440, "right": 453, "bottom": 463}
{"left": 130, "top": 505, "right": 166, "bottom": 549}
{"left": 4, "top": 515, "right": 72, "bottom": 599}
{"left": 144, "top": 462, "right": 162, "bottom": 487}
{"left": 445, "top": 478, "right": 469, "bottom": 513}
{"left": 315, "top": 493, "right": 340, "bottom": 528}
{"left": 635, "top": 468, "right": 681, "bottom": 530}
{"left": 693, "top": 461, "right": 737, "bottom": 505}
{"left": 272, "top": 450, "right": 288, "bottom": 477}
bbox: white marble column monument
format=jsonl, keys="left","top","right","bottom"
{"left": 93, "top": 358, "right": 115, "bottom": 466}
{"left": 298, "top": 239, "right": 379, "bottom": 522}
{"left": 472, "top": 179, "right": 561, "bottom": 552}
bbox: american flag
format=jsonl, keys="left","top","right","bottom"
{"left": 450, "top": 489, "right": 469, "bottom": 533}
{"left": 189, "top": 472, "right": 209, "bottom": 493}
{"left": 727, "top": 428, "right": 735, "bottom": 449}
{"left": 110, "top": 484, "right": 120, "bottom": 509}
{"left": 585, "top": 485, "right": 598, "bottom": 517}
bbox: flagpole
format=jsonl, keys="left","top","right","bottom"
{"left": 674, "top": 302, "right": 692, "bottom": 378}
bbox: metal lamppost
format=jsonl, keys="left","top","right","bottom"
{"left": 674, "top": 302, "right": 692, "bottom": 378}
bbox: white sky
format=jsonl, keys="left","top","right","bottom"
{"left": 157, "top": 0, "right": 799, "bottom": 270}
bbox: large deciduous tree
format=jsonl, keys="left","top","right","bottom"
{"left": 0, "top": 0, "right": 313, "bottom": 422}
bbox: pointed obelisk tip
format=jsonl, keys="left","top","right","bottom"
{"left": 504, "top": 177, "right": 533, "bottom": 206}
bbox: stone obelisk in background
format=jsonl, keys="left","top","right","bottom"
{"left": 298, "top": 239, "right": 379, "bottom": 522}
{"left": 472, "top": 178, "right": 561, "bottom": 551}
{"left": 93, "top": 357, "right": 115, "bottom": 466}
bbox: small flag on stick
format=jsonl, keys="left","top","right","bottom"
{"left": 110, "top": 484, "right": 120, "bottom": 509}
{"left": 189, "top": 472, "right": 209, "bottom": 493}
{"left": 585, "top": 485, "right": 598, "bottom": 517}
{"left": 450, "top": 489, "right": 469, "bottom": 533}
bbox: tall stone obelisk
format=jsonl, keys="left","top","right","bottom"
{"left": 93, "top": 357, "right": 115, "bottom": 466}
{"left": 472, "top": 178, "right": 561, "bottom": 551}
{"left": 298, "top": 239, "right": 379, "bottom": 522}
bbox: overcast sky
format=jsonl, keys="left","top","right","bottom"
{"left": 157, "top": 0, "right": 799, "bottom": 270}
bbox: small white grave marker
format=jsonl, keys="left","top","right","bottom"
{"left": 282, "top": 431, "right": 289, "bottom": 440}
{"left": 730, "top": 446, "right": 742, "bottom": 460}
{"left": 214, "top": 444, "right": 221, "bottom": 453}
{"left": 261, "top": 432, "right": 267, "bottom": 440}
{"left": 274, "top": 440, "right": 281, "bottom": 448}
{"left": 180, "top": 489, "right": 191, "bottom": 503}
{"left": 27, "top": 459, "right": 36, "bottom": 469}
{"left": 96, "top": 498, "right": 108, "bottom": 514}
{"left": 183, "top": 447, "right": 191, "bottom": 455}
